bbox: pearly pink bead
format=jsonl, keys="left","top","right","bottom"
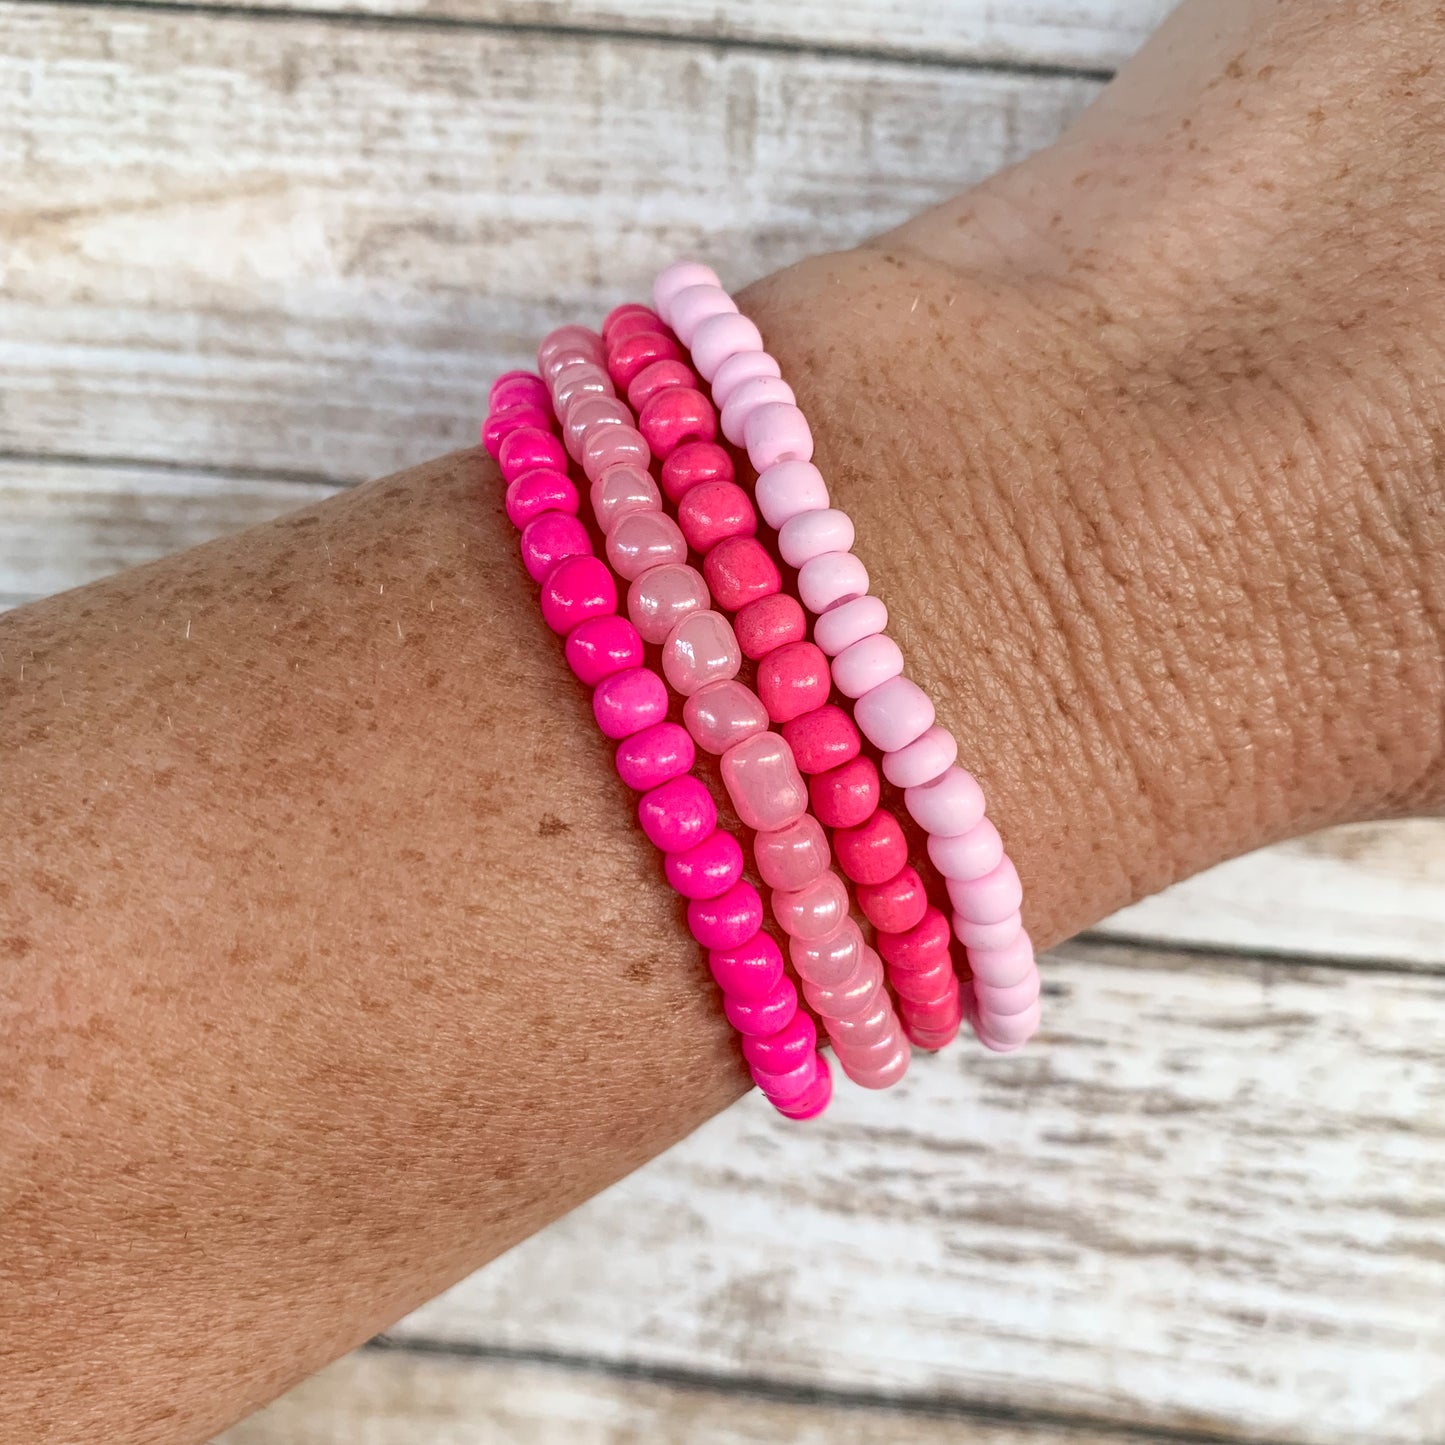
{"left": 854, "top": 675, "right": 936, "bottom": 754}
{"left": 755, "top": 460, "right": 829, "bottom": 530}
{"left": 683, "top": 679, "right": 770, "bottom": 755}
{"left": 539, "top": 554, "right": 616, "bottom": 636}
{"left": 662, "top": 610, "right": 742, "bottom": 696}
{"left": 664, "top": 828, "right": 745, "bottom": 900}
{"left": 834, "top": 1027, "right": 909, "bottom": 1071}
{"left": 831, "top": 634, "right": 904, "bottom": 700}
{"left": 975, "top": 969, "right": 1041, "bottom": 1019}
{"left": 565, "top": 614, "right": 644, "bottom": 686}
{"left": 789, "top": 916, "right": 864, "bottom": 987}
{"left": 606, "top": 510, "right": 688, "bottom": 582}
{"left": 638, "top": 774, "right": 717, "bottom": 853}
{"left": 667, "top": 284, "right": 738, "bottom": 346}
{"left": 591, "top": 465, "right": 662, "bottom": 533}
{"left": 693, "top": 312, "right": 765, "bottom": 381}
{"left": 950, "top": 856, "right": 1023, "bottom": 925}
{"left": 719, "top": 731, "right": 808, "bottom": 832}
{"left": 614, "top": 721, "right": 695, "bottom": 792}
{"left": 825, "top": 992, "right": 895, "bottom": 1044}
{"left": 688, "top": 880, "right": 763, "bottom": 950}
{"left": 929, "top": 818, "right": 1003, "bottom": 882}
{"left": 592, "top": 666, "right": 669, "bottom": 740}
{"left": 723, "top": 975, "right": 798, "bottom": 1038}
{"left": 720, "top": 375, "right": 796, "bottom": 446}
{"left": 538, "top": 324, "right": 605, "bottom": 380}
{"left": 777, "top": 508, "right": 855, "bottom": 569}
{"left": 771, "top": 870, "right": 849, "bottom": 941}
{"left": 627, "top": 563, "right": 710, "bottom": 644}
{"left": 653, "top": 261, "right": 722, "bottom": 321}
{"left": 742, "top": 1010, "right": 817, "bottom": 1074}
{"left": 813, "top": 594, "right": 887, "bottom": 657}
{"left": 551, "top": 359, "right": 615, "bottom": 415}
{"left": 803, "top": 947, "right": 884, "bottom": 1019}
{"left": 745, "top": 402, "right": 813, "bottom": 470}
{"left": 582, "top": 424, "right": 650, "bottom": 484}
{"left": 882, "top": 724, "right": 959, "bottom": 788}
{"left": 955, "top": 910, "right": 1024, "bottom": 952}
{"left": 564, "top": 393, "right": 630, "bottom": 461}
{"left": 904, "top": 766, "right": 986, "bottom": 837}
{"left": 977, "top": 999, "right": 1042, "bottom": 1050}
{"left": 840, "top": 1038, "right": 911, "bottom": 1090}
{"left": 708, "top": 932, "right": 785, "bottom": 1002}
{"left": 753, "top": 814, "right": 831, "bottom": 892}
{"left": 965, "top": 929, "right": 1035, "bottom": 988}
{"left": 798, "top": 553, "right": 869, "bottom": 614}
{"left": 712, "top": 349, "right": 781, "bottom": 409}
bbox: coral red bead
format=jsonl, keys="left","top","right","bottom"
{"left": 781, "top": 704, "right": 860, "bottom": 776}
{"left": 877, "top": 905, "right": 953, "bottom": 971}
{"left": 664, "top": 828, "right": 745, "bottom": 900}
{"left": 627, "top": 358, "right": 695, "bottom": 411}
{"left": 859, "top": 864, "right": 929, "bottom": 933}
{"left": 757, "top": 641, "right": 831, "bottom": 723}
{"left": 834, "top": 807, "right": 909, "bottom": 886}
{"left": 677, "top": 481, "right": 756, "bottom": 553}
{"left": 498, "top": 425, "right": 566, "bottom": 481}
{"left": 724, "top": 976, "right": 798, "bottom": 1038}
{"left": 607, "top": 331, "right": 681, "bottom": 389}
{"left": 708, "top": 931, "right": 784, "bottom": 1001}
{"left": 505, "top": 468, "right": 578, "bottom": 529}
{"left": 906, "top": 1019, "right": 963, "bottom": 1053}
{"left": 735, "top": 593, "right": 806, "bottom": 660}
{"left": 704, "top": 536, "right": 782, "bottom": 612}
{"left": 592, "top": 666, "right": 669, "bottom": 740}
{"left": 638, "top": 774, "right": 717, "bottom": 853}
{"left": 539, "top": 554, "right": 617, "bottom": 636}
{"left": 639, "top": 387, "right": 718, "bottom": 458}
{"left": 602, "top": 303, "right": 659, "bottom": 341}
{"left": 564, "top": 614, "right": 643, "bottom": 686}
{"left": 614, "top": 721, "right": 695, "bottom": 792}
{"left": 809, "top": 754, "right": 879, "bottom": 829}
{"left": 742, "top": 1010, "right": 817, "bottom": 1073}
{"left": 688, "top": 880, "right": 763, "bottom": 950}
{"left": 483, "top": 403, "right": 551, "bottom": 457}
{"left": 661, "top": 441, "right": 734, "bottom": 502}
{"left": 519, "top": 511, "right": 590, "bottom": 583}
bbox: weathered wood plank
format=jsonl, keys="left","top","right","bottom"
{"left": 0, "top": 4, "right": 1098, "bottom": 484}
{"left": 393, "top": 941, "right": 1445, "bottom": 1444}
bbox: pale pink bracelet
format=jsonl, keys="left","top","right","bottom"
{"left": 651, "top": 262, "right": 1042, "bottom": 1051}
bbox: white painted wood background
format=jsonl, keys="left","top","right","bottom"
{"left": 3, "top": 0, "right": 1443, "bottom": 1440}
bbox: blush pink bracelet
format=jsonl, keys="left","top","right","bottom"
{"left": 651, "top": 262, "right": 1042, "bottom": 1052}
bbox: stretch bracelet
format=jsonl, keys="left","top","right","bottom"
{"left": 652, "top": 263, "right": 1042, "bottom": 1052}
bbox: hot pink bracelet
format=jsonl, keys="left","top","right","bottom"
{"left": 651, "top": 262, "right": 1042, "bottom": 1052}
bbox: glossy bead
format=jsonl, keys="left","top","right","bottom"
{"left": 798, "top": 552, "right": 869, "bottom": 613}
{"left": 606, "top": 510, "right": 688, "bottom": 582}
{"left": 498, "top": 425, "right": 567, "bottom": 482}
{"left": 551, "top": 359, "right": 614, "bottom": 414}
{"left": 809, "top": 754, "right": 879, "bottom": 829}
{"left": 907, "top": 1019, "right": 963, "bottom": 1053}
{"left": 677, "top": 481, "right": 756, "bottom": 553}
{"left": 950, "top": 856, "right": 1023, "bottom": 925}
{"left": 789, "top": 917, "right": 864, "bottom": 987}
{"left": 688, "top": 879, "right": 763, "bottom": 950}
{"left": 539, "top": 554, "right": 617, "bottom": 636}
{"left": 742, "top": 1010, "right": 817, "bottom": 1074}
{"left": 976, "top": 999, "right": 1041, "bottom": 1050}
{"left": 855, "top": 676, "right": 936, "bottom": 754}
{"left": 813, "top": 594, "right": 887, "bottom": 657}
{"left": 966, "top": 929, "right": 1035, "bottom": 988}
{"left": 832, "top": 634, "right": 904, "bottom": 699}
{"left": 653, "top": 261, "right": 722, "bottom": 320}
{"left": 505, "top": 468, "right": 578, "bottom": 529}
{"left": 483, "top": 403, "right": 551, "bottom": 457}
{"left": 607, "top": 330, "right": 681, "bottom": 389}
{"left": 735, "top": 593, "right": 806, "bottom": 660}
{"left": 591, "top": 464, "right": 662, "bottom": 532}
{"left": 693, "top": 312, "right": 764, "bottom": 380}
{"left": 778, "top": 508, "right": 855, "bottom": 569}
{"left": 891, "top": 957, "right": 956, "bottom": 1004}
{"left": 708, "top": 931, "right": 784, "bottom": 1001}
{"left": 519, "top": 511, "right": 590, "bottom": 583}
{"left": 614, "top": 721, "right": 695, "bottom": 792}
{"left": 803, "top": 949, "right": 882, "bottom": 1018}
{"left": 663, "top": 828, "right": 745, "bottom": 900}
{"left": 639, "top": 387, "right": 718, "bottom": 458}
{"left": 877, "top": 906, "right": 953, "bottom": 972}
{"left": 902, "top": 980, "right": 962, "bottom": 1026}
{"left": 825, "top": 992, "right": 895, "bottom": 1044}
{"left": 755, "top": 460, "right": 828, "bottom": 529}
{"left": 683, "top": 679, "right": 769, "bottom": 755}
{"left": 582, "top": 424, "right": 649, "bottom": 484}
{"left": 834, "top": 808, "right": 908, "bottom": 886}
{"left": 745, "top": 401, "right": 813, "bottom": 469}
{"left": 489, "top": 370, "right": 549, "bottom": 410}
{"left": 602, "top": 302, "right": 659, "bottom": 340}
{"left": 781, "top": 703, "right": 860, "bottom": 775}
{"left": 592, "top": 666, "right": 669, "bottom": 740}
{"left": 757, "top": 641, "right": 831, "bottom": 723}
{"left": 564, "top": 394, "right": 630, "bottom": 461}
{"left": 662, "top": 610, "right": 741, "bottom": 696}
{"left": 839, "top": 1039, "right": 910, "bottom": 1090}
{"left": 638, "top": 774, "right": 718, "bottom": 853}
{"left": 723, "top": 975, "right": 798, "bottom": 1038}
{"left": 719, "top": 731, "right": 808, "bottom": 832}
{"left": 720, "top": 375, "right": 795, "bottom": 445}
{"left": 668, "top": 284, "right": 737, "bottom": 346}
{"left": 660, "top": 441, "right": 733, "bottom": 502}
{"left": 704, "top": 535, "right": 781, "bottom": 612}
{"left": 712, "top": 349, "right": 781, "bottom": 409}
{"left": 976, "top": 969, "right": 1041, "bottom": 1018}
{"left": 858, "top": 864, "right": 929, "bottom": 933}
{"left": 754, "top": 814, "right": 831, "bottom": 892}
{"left": 775, "top": 1052, "right": 833, "bottom": 1120}
{"left": 834, "top": 1026, "right": 910, "bottom": 1072}
{"left": 627, "top": 562, "right": 709, "bottom": 644}
{"left": 538, "top": 324, "right": 604, "bottom": 379}
{"left": 771, "top": 870, "right": 849, "bottom": 941}
{"left": 882, "top": 724, "right": 959, "bottom": 788}
{"left": 905, "top": 766, "right": 986, "bottom": 837}
{"left": 564, "top": 615, "right": 644, "bottom": 686}
{"left": 627, "top": 358, "right": 695, "bottom": 411}
{"left": 752, "top": 1052, "right": 821, "bottom": 1105}
{"left": 955, "top": 910, "right": 1024, "bottom": 952}
{"left": 929, "top": 819, "right": 1004, "bottom": 882}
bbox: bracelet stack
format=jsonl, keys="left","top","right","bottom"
{"left": 481, "top": 261, "right": 1041, "bottom": 1119}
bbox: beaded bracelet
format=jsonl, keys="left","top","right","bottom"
{"left": 651, "top": 262, "right": 1042, "bottom": 1051}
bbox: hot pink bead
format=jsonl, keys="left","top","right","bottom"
{"left": 677, "top": 481, "right": 756, "bottom": 553}
{"left": 708, "top": 931, "right": 784, "bottom": 1001}
{"left": 638, "top": 774, "right": 718, "bottom": 853}
{"left": 855, "top": 676, "right": 936, "bottom": 754}
{"left": 653, "top": 261, "right": 722, "bottom": 320}
{"left": 775, "top": 1052, "right": 833, "bottom": 1119}
{"left": 538, "top": 324, "right": 604, "bottom": 379}
{"left": 798, "top": 552, "right": 869, "bottom": 613}
{"left": 977, "top": 999, "right": 1041, "bottom": 1050}
{"left": 591, "top": 464, "right": 662, "bottom": 532}
{"left": 606, "top": 510, "right": 688, "bottom": 582}
{"left": 976, "top": 969, "right": 1041, "bottom": 1018}
{"left": 660, "top": 441, "right": 733, "bottom": 502}
{"left": 833, "top": 808, "right": 908, "bottom": 886}
{"left": 704, "top": 536, "right": 781, "bottom": 613}
{"left": 667, "top": 284, "right": 737, "bottom": 346}
{"left": 607, "top": 331, "right": 682, "bottom": 390}
{"left": 789, "top": 917, "right": 864, "bottom": 987}
{"left": 539, "top": 554, "right": 617, "bottom": 636}
{"left": 742, "top": 1010, "right": 817, "bottom": 1074}
{"left": 771, "top": 870, "right": 849, "bottom": 941}
{"left": 551, "top": 360, "right": 614, "bottom": 414}
{"left": 858, "top": 864, "right": 929, "bottom": 933}
{"left": 755, "top": 460, "right": 828, "bottom": 530}
{"left": 564, "top": 615, "right": 644, "bottom": 686}
{"left": 563, "top": 394, "right": 630, "bottom": 462}
{"left": 519, "top": 511, "right": 590, "bottom": 583}
{"left": 882, "top": 724, "right": 959, "bottom": 788}
{"left": 712, "top": 349, "right": 781, "bottom": 409}
{"left": 662, "top": 609, "right": 741, "bottom": 696}
{"left": 757, "top": 641, "right": 831, "bottom": 723}
{"left": 639, "top": 387, "right": 718, "bottom": 458}
{"left": 483, "top": 403, "right": 551, "bottom": 457}
{"left": 663, "top": 828, "right": 745, "bottom": 900}
{"left": 614, "top": 721, "right": 695, "bottom": 792}
{"left": 719, "top": 731, "right": 808, "bottom": 832}
{"left": 735, "top": 593, "right": 806, "bottom": 660}
{"left": 505, "top": 468, "right": 578, "bottom": 529}
{"left": 752, "top": 1052, "right": 821, "bottom": 1105}
{"left": 683, "top": 679, "right": 770, "bottom": 755}
{"left": 723, "top": 975, "right": 798, "bottom": 1038}
{"left": 602, "top": 302, "right": 659, "bottom": 341}
{"left": 781, "top": 703, "right": 860, "bottom": 775}
{"left": 627, "top": 562, "right": 709, "bottom": 644}
{"left": 840, "top": 1039, "right": 910, "bottom": 1090}
{"left": 831, "top": 634, "right": 904, "bottom": 700}
{"left": 905, "top": 766, "right": 986, "bottom": 837}
{"left": 489, "top": 370, "right": 549, "bottom": 409}
{"left": 693, "top": 312, "right": 764, "bottom": 381}
{"left": 744, "top": 401, "right": 813, "bottom": 469}
{"left": 753, "top": 814, "right": 831, "bottom": 891}
{"left": 813, "top": 594, "right": 887, "bottom": 657}
{"left": 891, "top": 957, "right": 956, "bottom": 1004}
{"left": 592, "top": 666, "right": 669, "bottom": 740}
{"left": 950, "top": 856, "right": 1023, "bottom": 925}
{"left": 809, "top": 754, "right": 879, "bottom": 830}
{"left": 955, "top": 911, "right": 1024, "bottom": 952}
{"left": 498, "top": 425, "right": 567, "bottom": 482}
{"left": 627, "top": 358, "right": 695, "bottom": 411}
{"left": 778, "top": 508, "right": 855, "bottom": 569}
{"left": 803, "top": 949, "right": 882, "bottom": 1018}
{"left": 720, "top": 375, "right": 796, "bottom": 446}
{"left": 688, "top": 880, "right": 763, "bottom": 950}
{"left": 966, "top": 929, "right": 1035, "bottom": 988}
{"left": 929, "top": 819, "right": 1004, "bottom": 881}
{"left": 582, "top": 424, "right": 649, "bottom": 484}
{"left": 878, "top": 906, "right": 952, "bottom": 971}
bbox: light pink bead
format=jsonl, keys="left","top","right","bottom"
{"left": 667, "top": 284, "right": 737, "bottom": 346}
{"left": 839, "top": 1039, "right": 911, "bottom": 1090}
{"left": 854, "top": 675, "right": 936, "bottom": 753}
{"left": 591, "top": 465, "right": 661, "bottom": 532}
{"left": 712, "top": 350, "right": 781, "bottom": 409}
{"left": 950, "top": 856, "right": 1023, "bottom": 925}
{"left": 825, "top": 993, "right": 895, "bottom": 1045}
{"left": 684, "top": 679, "right": 770, "bottom": 755}
{"left": 606, "top": 510, "right": 688, "bottom": 581}
{"left": 834, "top": 1027, "right": 909, "bottom": 1071}
{"left": 755, "top": 461, "right": 829, "bottom": 530}
{"left": 929, "top": 819, "right": 1003, "bottom": 882}
{"left": 803, "top": 947, "right": 883, "bottom": 1019}
{"left": 977, "top": 999, "right": 1042, "bottom": 1050}
{"left": 693, "top": 313, "right": 764, "bottom": 381}
{"left": 627, "top": 563, "right": 709, "bottom": 644}
{"left": 976, "top": 969, "right": 1041, "bottom": 1018}
{"left": 966, "top": 929, "right": 1035, "bottom": 988}
{"left": 777, "top": 509, "right": 855, "bottom": 569}
{"left": 653, "top": 261, "right": 722, "bottom": 321}
{"left": 812, "top": 594, "right": 887, "bottom": 657}
{"left": 564, "top": 394, "right": 630, "bottom": 461}
{"left": 831, "top": 634, "right": 904, "bottom": 700}
{"left": 754, "top": 814, "right": 831, "bottom": 892}
{"left": 771, "top": 870, "right": 849, "bottom": 941}
{"left": 720, "top": 376, "right": 795, "bottom": 446}
{"left": 662, "top": 610, "right": 742, "bottom": 696}
{"left": 719, "top": 731, "right": 808, "bottom": 832}
{"left": 551, "top": 359, "right": 614, "bottom": 415}
{"left": 798, "top": 553, "right": 869, "bottom": 614}
{"left": 904, "top": 766, "right": 986, "bottom": 837}
{"left": 882, "top": 723, "right": 958, "bottom": 788}
{"left": 789, "top": 917, "right": 865, "bottom": 988}
{"left": 955, "top": 910, "right": 1023, "bottom": 952}
{"left": 582, "top": 424, "right": 649, "bottom": 484}
{"left": 538, "top": 324, "right": 604, "bottom": 380}
{"left": 744, "top": 402, "right": 813, "bottom": 470}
